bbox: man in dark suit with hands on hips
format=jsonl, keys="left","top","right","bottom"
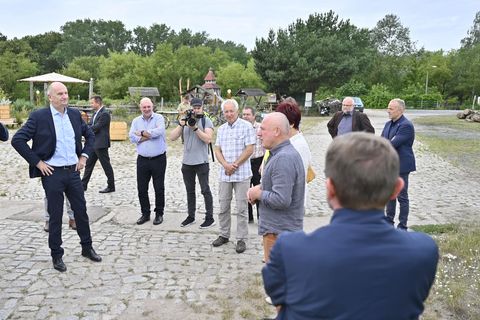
{"left": 12, "top": 82, "right": 102, "bottom": 272}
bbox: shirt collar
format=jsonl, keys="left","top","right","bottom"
{"left": 50, "top": 105, "right": 67, "bottom": 116}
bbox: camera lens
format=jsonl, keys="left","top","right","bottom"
{"left": 187, "top": 118, "right": 197, "bottom": 126}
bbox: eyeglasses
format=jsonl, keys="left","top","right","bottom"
{"left": 342, "top": 104, "right": 353, "bottom": 107}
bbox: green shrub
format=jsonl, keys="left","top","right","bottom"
{"left": 364, "top": 84, "right": 393, "bottom": 109}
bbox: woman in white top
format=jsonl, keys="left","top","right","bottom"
{"left": 275, "top": 99, "right": 312, "bottom": 207}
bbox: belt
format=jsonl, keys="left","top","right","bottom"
{"left": 138, "top": 153, "right": 165, "bottom": 160}
{"left": 51, "top": 165, "right": 76, "bottom": 170}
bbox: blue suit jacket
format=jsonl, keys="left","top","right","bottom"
{"left": 89, "top": 106, "right": 111, "bottom": 149}
{"left": 12, "top": 106, "right": 94, "bottom": 178}
{"left": 381, "top": 115, "right": 416, "bottom": 174}
{"left": 262, "top": 209, "right": 438, "bottom": 320}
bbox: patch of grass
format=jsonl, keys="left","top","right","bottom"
{"left": 422, "top": 223, "right": 480, "bottom": 319}
{"left": 414, "top": 116, "right": 480, "bottom": 171}
{"left": 414, "top": 115, "right": 480, "bottom": 132}
{"left": 411, "top": 224, "right": 459, "bottom": 235}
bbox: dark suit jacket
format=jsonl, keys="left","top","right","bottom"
{"left": 327, "top": 110, "right": 375, "bottom": 138}
{"left": 381, "top": 115, "right": 416, "bottom": 174}
{"left": 11, "top": 106, "right": 94, "bottom": 178}
{"left": 262, "top": 208, "right": 439, "bottom": 320}
{"left": 0, "top": 122, "right": 8, "bottom": 141}
{"left": 90, "top": 106, "right": 111, "bottom": 149}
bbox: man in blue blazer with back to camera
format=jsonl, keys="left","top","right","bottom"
{"left": 381, "top": 98, "right": 416, "bottom": 230}
{"left": 262, "top": 132, "right": 438, "bottom": 320}
{"left": 12, "top": 82, "right": 102, "bottom": 272}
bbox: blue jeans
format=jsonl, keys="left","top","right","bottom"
{"left": 385, "top": 173, "right": 409, "bottom": 229}
{"left": 181, "top": 163, "right": 213, "bottom": 221}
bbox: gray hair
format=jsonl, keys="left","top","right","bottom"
{"left": 221, "top": 99, "right": 238, "bottom": 112}
{"left": 391, "top": 98, "right": 406, "bottom": 110}
{"left": 325, "top": 132, "right": 399, "bottom": 210}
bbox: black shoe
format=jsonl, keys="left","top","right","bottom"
{"left": 136, "top": 215, "right": 150, "bottom": 225}
{"left": 199, "top": 219, "right": 216, "bottom": 229}
{"left": 236, "top": 240, "right": 246, "bottom": 253}
{"left": 52, "top": 257, "right": 67, "bottom": 272}
{"left": 153, "top": 215, "right": 163, "bottom": 225}
{"left": 212, "top": 236, "right": 229, "bottom": 247}
{"left": 99, "top": 187, "right": 115, "bottom": 193}
{"left": 180, "top": 216, "right": 195, "bottom": 227}
{"left": 81, "top": 248, "right": 102, "bottom": 262}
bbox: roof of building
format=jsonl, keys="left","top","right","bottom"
{"left": 236, "top": 88, "right": 267, "bottom": 97}
{"left": 128, "top": 87, "right": 160, "bottom": 97}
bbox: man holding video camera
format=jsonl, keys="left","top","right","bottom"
{"left": 170, "top": 97, "right": 215, "bottom": 229}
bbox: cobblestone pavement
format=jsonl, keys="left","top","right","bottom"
{"left": 0, "top": 110, "right": 479, "bottom": 319}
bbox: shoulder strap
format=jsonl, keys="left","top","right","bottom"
{"left": 202, "top": 116, "right": 215, "bottom": 162}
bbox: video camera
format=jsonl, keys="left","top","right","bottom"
{"left": 183, "top": 109, "right": 204, "bottom": 126}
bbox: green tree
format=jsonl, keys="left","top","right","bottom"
{"left": 335, "top": 80, "right": 368, "bottom": 98}
{"left": 0, "top": 52, "right": 38, "bottom": 99}
{"left": 205, "top": 39, "right": 249, "bottom": 65}
{"left": 130, "top": 23, "right": 173, "bottom": 56}
{"left": 97, "top": 52, "right": 150, "bottom": 99}
{"left": 449, "top": 44, "right": 480, "bottom": 103}
{"left": 252, "top": 11, "right": 374, "bottom": 98}
{"left": 364, "top": 83, "right": 393, "bottom": 108}
{"left": 23, "top": 32, "right": 63, "bottom": 73}
{"left": 371, "top": 14, "right": 415, "bottom": 56}
{"left": 53, "top": 19, "right": 132, "bottom": 66}
{"left": 461, "top": 11, "right": 480, "bottom": 48}
{"left": 217, "top": 59, "right": 266, "bottom": 95}
{"left": 63, "top": 56, "right": 102, "bottom": 99}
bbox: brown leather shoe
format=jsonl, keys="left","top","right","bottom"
{"left": 43, "top": 221, "right": 49, "bottom": 232}
{"left": 69, "top": 219, "right": 77, "bottom": 230}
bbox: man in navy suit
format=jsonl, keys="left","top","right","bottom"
{"left": 381, "top": 98, "right": 416, "bottom": 230}
{"left": 12, "top": 82, "right": 102, "bottom": 272}
{"left": 82, "top": 95, "right": 115, "bottom": 193}
{"left": 262, "top": 132, "right": 438, "bottom": 320}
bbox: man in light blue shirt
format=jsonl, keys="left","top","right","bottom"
{"left": 129, "top": 97, "right": 167, "bottom": 226}
{"left": 12, "top": 81, "right": 102, "bottom": 272}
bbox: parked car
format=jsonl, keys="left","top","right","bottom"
{"left": 352, "top": 97, "right": 364, "bottom": 112}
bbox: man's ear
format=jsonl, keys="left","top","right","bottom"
{"left": 389, "top": 177, "right": 405, "bottom": 200}
{"left": 326, "top": 178, "right": 336, "bottom": 199}
{"left": 326, "top": 177, "right": 341, "bottom": 210}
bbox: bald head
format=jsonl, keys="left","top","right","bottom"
{"left": 139, "top": 97, "right": 154, "bottom": 118}
{"left": 258, "top": 112, "right": 290, "bottom": 150}
{"left": 47, "top": 82, "right": 69, "bottom": 111}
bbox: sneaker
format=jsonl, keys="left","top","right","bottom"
{"left": 199, "top": 219, "right": 216, "bottom": 229}
{"left": 180, "top": 216, "right": 195, "bottom": 227}
{"left": 212, "top": 236, "right": 229, "bottom": 247}
{"left": 235, "top": 240, "right": 246, "bottom": 253}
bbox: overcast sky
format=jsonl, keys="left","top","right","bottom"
{"left": 0, "top": 0, "right": 477, "bottom": 52}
